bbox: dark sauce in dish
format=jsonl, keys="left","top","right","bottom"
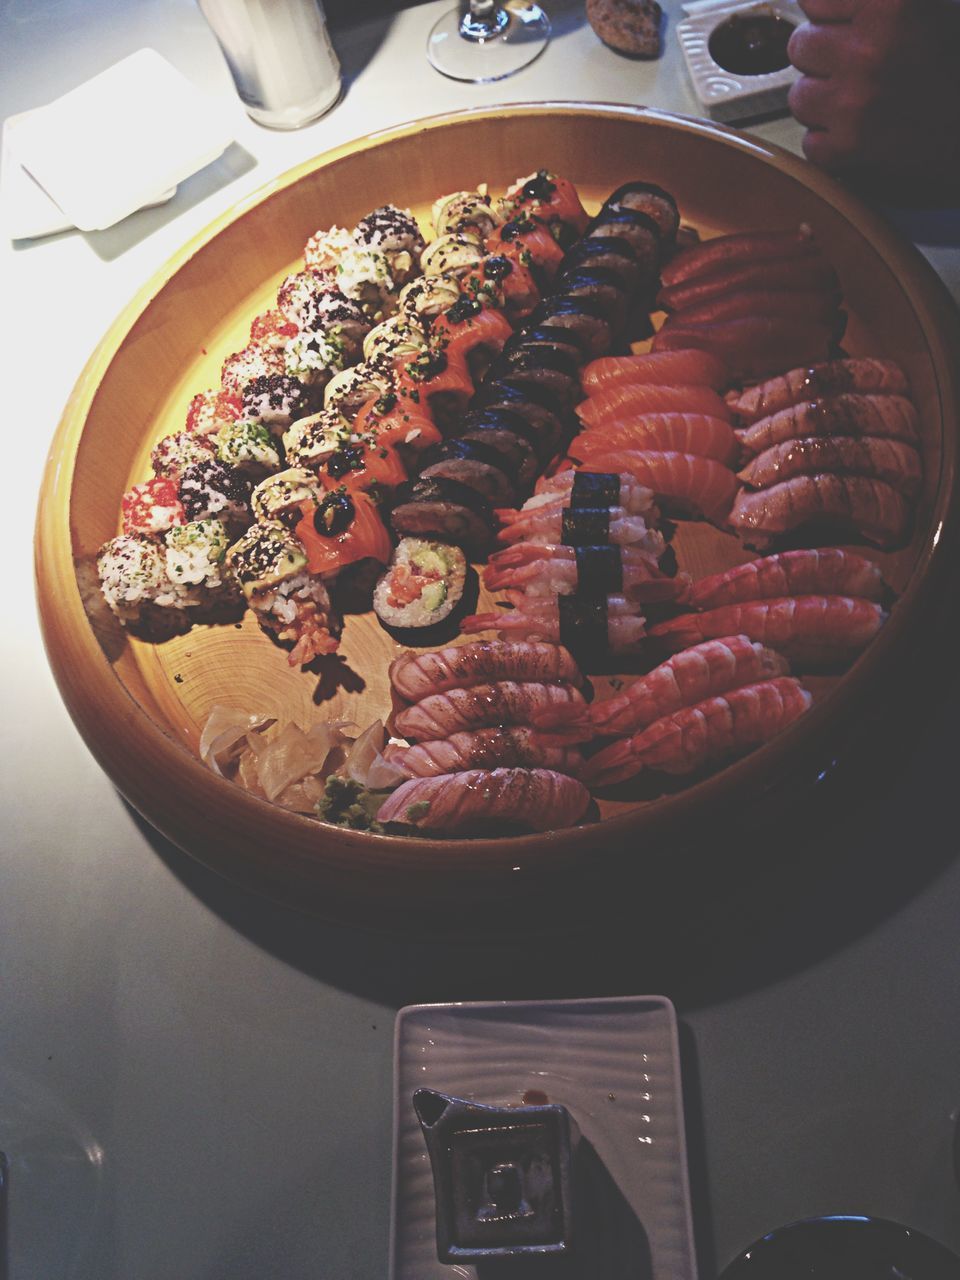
{"left": 708, "top": 11, "right": 795, "bottom": 75}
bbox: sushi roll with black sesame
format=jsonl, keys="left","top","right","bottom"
{"left": 225, "top": 521, "right": 342, "bottom": 664}
{"left": 354, "top": 205, "right": 425, "bottom": 286}
{"left": 373, "top": 538, "right": 468, "bottom": 634}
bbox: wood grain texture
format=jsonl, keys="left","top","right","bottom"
{"left": 34, "top": 105, "right": 960, "bottom": 926}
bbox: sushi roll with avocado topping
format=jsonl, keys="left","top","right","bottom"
{"left": 250, "top": 468, "right": 321, "bottom": 524}
{"left": 225, "top": 522, "right": 341, "bottom": 664}
{"left": 373, "top": 538, "right": 467, "bottom": 634}
{"left": 281, "top": 408, "right": 351, "bottom": 470}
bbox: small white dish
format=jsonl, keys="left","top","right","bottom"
{"left": 391, "top": 994, "right": 698, "bottom": 1279}
{"left": 6, "top": 48, "right": 233, "bottom": 233}
{"left": 677, "top": 0, "right": 803, "bottom": 123}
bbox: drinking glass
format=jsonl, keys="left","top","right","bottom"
{"left": 426, "top": 0, "right": 551, "bottom": 83}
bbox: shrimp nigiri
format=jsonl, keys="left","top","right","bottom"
{"left": 581, "top": 677, "right": 812, "bottom": 785}
{"left": 649, "top": 595, "right": 887, "bottom": 665}
{"left": 686, "top": 549, "right": 885, "bottom": 609}
{"left": 462, "top": 596, "right": 646, "bottom": 654}
{"left": 496, "top": 503, "right": 665, "bottom": 555}
{"left": 582, "top": 635, "right": 790, "bottom": 737}
{"left": 484, "top": 542, "right": 687, "bottom": 602}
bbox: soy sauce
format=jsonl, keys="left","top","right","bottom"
{"left": 708, "top": 11, "right": 795, "bottom": 75}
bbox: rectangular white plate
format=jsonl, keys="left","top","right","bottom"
{"left": 391, "top": 995, "right": 698, "bottom": 1279}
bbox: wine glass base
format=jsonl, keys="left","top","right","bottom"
{"left": 427, "top": 1, "right": 551, "bottom": 83}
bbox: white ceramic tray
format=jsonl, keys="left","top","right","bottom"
{"left": 391, "top": 995, "right": 698, "bottom": 1279}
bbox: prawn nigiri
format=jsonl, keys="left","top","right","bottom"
{"left": 389, "top": 640, "right": 583, "bottom": 702}
{"left": 383, "top": 726, "right": 584, "bottom": 777}
{"left": 377, "top": 768, "right": 591, "bottom": 833}
{"left": 583, "top": 635, "right": 790, "bottom": 737}
{"left": 495, "top": 503, "right": 666, "bottom": 555}
{"left": 581, "top": 677, "right": 812, "bottom": 785}
{"left": 569, "top": 413, "right": 739, "bottom": 464}
{"left": 729, "top": 474, "right": 910, "bottom": 548}
{"left": 580, "top": 451, "right": 738, "bottom": 523}
{"left": 462, "top": 597, "right": 647, "bottom": 654}
{"left": 686, "top": 549, "right": 885, "bottom": 609}
{"left": 727, "top": 358, "right": 910, "bottom": 423}
{"left": 484, "top": 542, "right": 687, "bottom": 602}
{"left": 392, "top": 680, "right": 587, "bottom": 740}
{"left": 500, "top": 472, "right": 657, "bottom": 521}
{"left": 649, "top": 595, "right": 887, "bottom": 665}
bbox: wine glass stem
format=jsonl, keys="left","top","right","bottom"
{"left": 461, "top": 0, "right": 509, "bottom": 40}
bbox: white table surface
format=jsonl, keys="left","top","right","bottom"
{"left": 3, "top": 1, "right": 960, "bottom": 1276}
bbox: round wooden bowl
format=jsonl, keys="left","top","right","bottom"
{"left": 35, "top": 104, "right": 960, "bottom": 928}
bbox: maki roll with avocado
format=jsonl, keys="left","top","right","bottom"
{"left": 373, "top": 538, "right": 468, "bottom": 634}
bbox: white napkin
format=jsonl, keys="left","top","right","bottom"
{"left": 2, "top": 48, "right": 233, "bottom": 239}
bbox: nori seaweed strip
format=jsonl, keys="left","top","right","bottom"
{"left": 559, "top": 594, "right": 608, "bottom": 662}
{"left": 571, "top": 471, "right": 620, "bottom": 508}
{"left": 561, "top": 507, "right": 610, "bottom": 545}
{"left": 575, "top": 545, "right": 623, "bottom": 595}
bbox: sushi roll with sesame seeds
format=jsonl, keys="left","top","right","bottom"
{"left": 163, "top": 520, "right": 243, "bottom": 621}
{"left": 185, "top": 387, "right": 242, "bottom": 437}
{"left": 283, "top": 327, "right": 351, "bottom": 388}
{"left": 362, "top": 314, "right": 427, "bottom": 366}
{"left": 178, "top": 458, "right": 253, "bottom": 529}
{"left": 216, "top": 419, "right": 281, "bottom": 474}
{"left": 221, "top": 343, "right": 284, "bottom": 396}
{"left": 302, "top": 225, "right": 396, "bottom": 320}
{"left": 250, "top": 468, "right": 321, "bottom": 525}
{"left": 323, "top": 362, "right": 394, "bottom": 417}
{"left": 240, "top": 373, "right": 315, "bottom": 432}
{"left": 226, "top": 522, "right": 342, "bottom": 664}
{"left": 96, "top": 534, "right": 191, "bottom": 639}
{"left": 281, "top": 408, "right": 351, "bottom": 471}
{"left": 121, "top": 477, "right": 185, "bottom": 538}
{"left": 151, "top": 431, "right": 217, "bottom": 482}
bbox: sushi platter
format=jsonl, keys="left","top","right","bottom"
{"left": 34, "top": 104, "right": 960, "bottom": 925}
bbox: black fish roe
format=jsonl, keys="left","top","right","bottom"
{"left": 314, "top": 490, "right": 355, "bottom": 536}
{"left": 484, "top": 256, "right": 513, "bottom": 281}
{"left": 572, "top": 471, "right": 620, "bottom": 508}
{"left": 445, "top": 295, "right": 482, "bottom": 325}
{"left": 178, "top": 459, "right": 252, "bottom": 520}
{"left": 242, "top": 373, "right": 309, "bottom": 413}
{"left": 354, "top": 205, "right": 420, "bottom": 247}
{"left": 521, "top": 170, "right": 556, "bottom": 203}
{"left": 575, "top": 545, "right": 623, "bottom": 595}
{"left": 326, "top": 445, "right": 365, "bottom": 479}
{"left": 558, "top": 594, "right": 608, "bottom": 660}
{"left": 561, "top": 507, "right": 611, "bottom": 546}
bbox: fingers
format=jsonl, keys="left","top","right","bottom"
{"left": 787, "top": 75, "right": 832, "bottom": 129}
{"left": 787, "top": 22, "right": 838, "bottom": 77}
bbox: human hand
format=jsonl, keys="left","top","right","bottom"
{"left": 787, "top": 0, "right": 960, "bottom": 198}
